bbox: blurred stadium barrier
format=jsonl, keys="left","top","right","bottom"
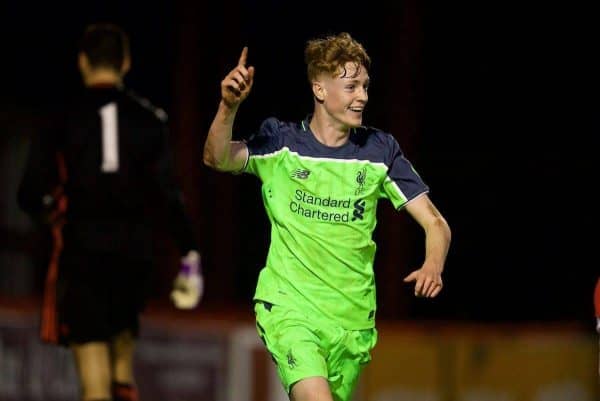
{"left": 0, "top": 305, "right": 597, "bottom": 401}
{"left": 359, "top": 322, "right": 597, "bottom": 401}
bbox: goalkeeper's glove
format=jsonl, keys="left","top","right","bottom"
{"left": 171, "top": 250, "right": 203, "bottom": 309}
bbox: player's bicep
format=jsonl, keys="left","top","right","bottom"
{"left": 229, "top": 141, "right": 249, "bottom": 173}
{"left": 405, "top": 193, "right": 447, "bottom": 231}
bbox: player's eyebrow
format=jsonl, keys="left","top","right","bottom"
{"left": 343, "top": 77, "right": 370, "bottom": 85}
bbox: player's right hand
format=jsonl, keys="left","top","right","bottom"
{"left": 403, "top": 264, "right": 443, "bottom": 298}
{"left": 221, "top": 47, "right": 255, "bottom": 108}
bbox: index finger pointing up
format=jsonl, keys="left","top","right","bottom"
{"left": 238, "top": 46, "right": 248, "bottom": 66}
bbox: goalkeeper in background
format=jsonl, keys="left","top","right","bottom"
{"left": 203, "top": 32, "right": 451, "bottom": 401}
{"left": 17, "top": 23, "right": 203, "bottom": 401}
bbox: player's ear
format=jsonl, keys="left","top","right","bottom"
{"left": 78, "top": 52, "right": 89, "bottom": 73}
{"left": 121, "top": 55, "right": 131, "bottom": 76}
{"left": 312, "top": 80, "right": 324, "bottom": 103}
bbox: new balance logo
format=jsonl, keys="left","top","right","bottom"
{"left": 291, "top": 169, "right": 311, "bottom": 179}
{"left": 352, "top": 199, "right": 366, "bottom": 221}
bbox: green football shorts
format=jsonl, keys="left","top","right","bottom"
{"left": 254, "top": 300, "right": 377, "bottom": 401}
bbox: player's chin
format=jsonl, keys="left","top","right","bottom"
{"left": 346, "top": 115, "right": 363, "bottom": 128}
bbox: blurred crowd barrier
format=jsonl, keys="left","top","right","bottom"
{"left": 0, "top": 304, "right": 597, "bottom": 401}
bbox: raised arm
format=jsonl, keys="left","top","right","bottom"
{"left": 403, "top": 193, "right": 452, "bottom": 298}
{"left": 203, "top": 47, "right": 255, "bottom": 172}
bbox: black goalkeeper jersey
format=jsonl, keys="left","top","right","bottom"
{"left": 17, "top": 85, "right": 197, "bottom": 258}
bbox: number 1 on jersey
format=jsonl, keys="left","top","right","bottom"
{"left": 99, "top": 102, "right": 119, "bottom": 172}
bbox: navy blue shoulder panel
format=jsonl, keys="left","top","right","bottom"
{"left": 246, "top": 117, "right": 285, "bottom": 156}
{"left": 247, "top": 117, "right": 411, "bottom": 171}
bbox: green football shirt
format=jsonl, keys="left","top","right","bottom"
{"left": 243, "top": 117, "right": 428, "bottom": 329}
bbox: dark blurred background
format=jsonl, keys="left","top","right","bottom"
{"left": 0, "top": 0, "right": 597, "bottom": 325}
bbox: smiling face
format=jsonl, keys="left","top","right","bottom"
{"left": 313, "top": 61, "right": 369, "bottom": 130}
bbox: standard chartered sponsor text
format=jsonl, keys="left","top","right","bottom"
{"left": 290, "top": 189, "right": 351, "bottom": 222}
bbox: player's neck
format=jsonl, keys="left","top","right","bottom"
{"left": 309, "top": 110, "right": 350, "bottom": 147}
{"left": 83, "top": 69, "right": 123, "bottom": 88}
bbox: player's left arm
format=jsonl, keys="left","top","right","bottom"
{"left": 17, "top": 127, "right": 62, "bottom": 222}
{"left": 402, "top": 193, "right": 451, "bottom": 298}
{"left": 152, "top": 124, "right": 204, "bottom": 309}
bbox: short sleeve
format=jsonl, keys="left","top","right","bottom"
{"left": 379, "top": 135, "right": 429, "bottom": 210}
{"left": 243, "top": 117, "right": 284, "bottom": 179}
